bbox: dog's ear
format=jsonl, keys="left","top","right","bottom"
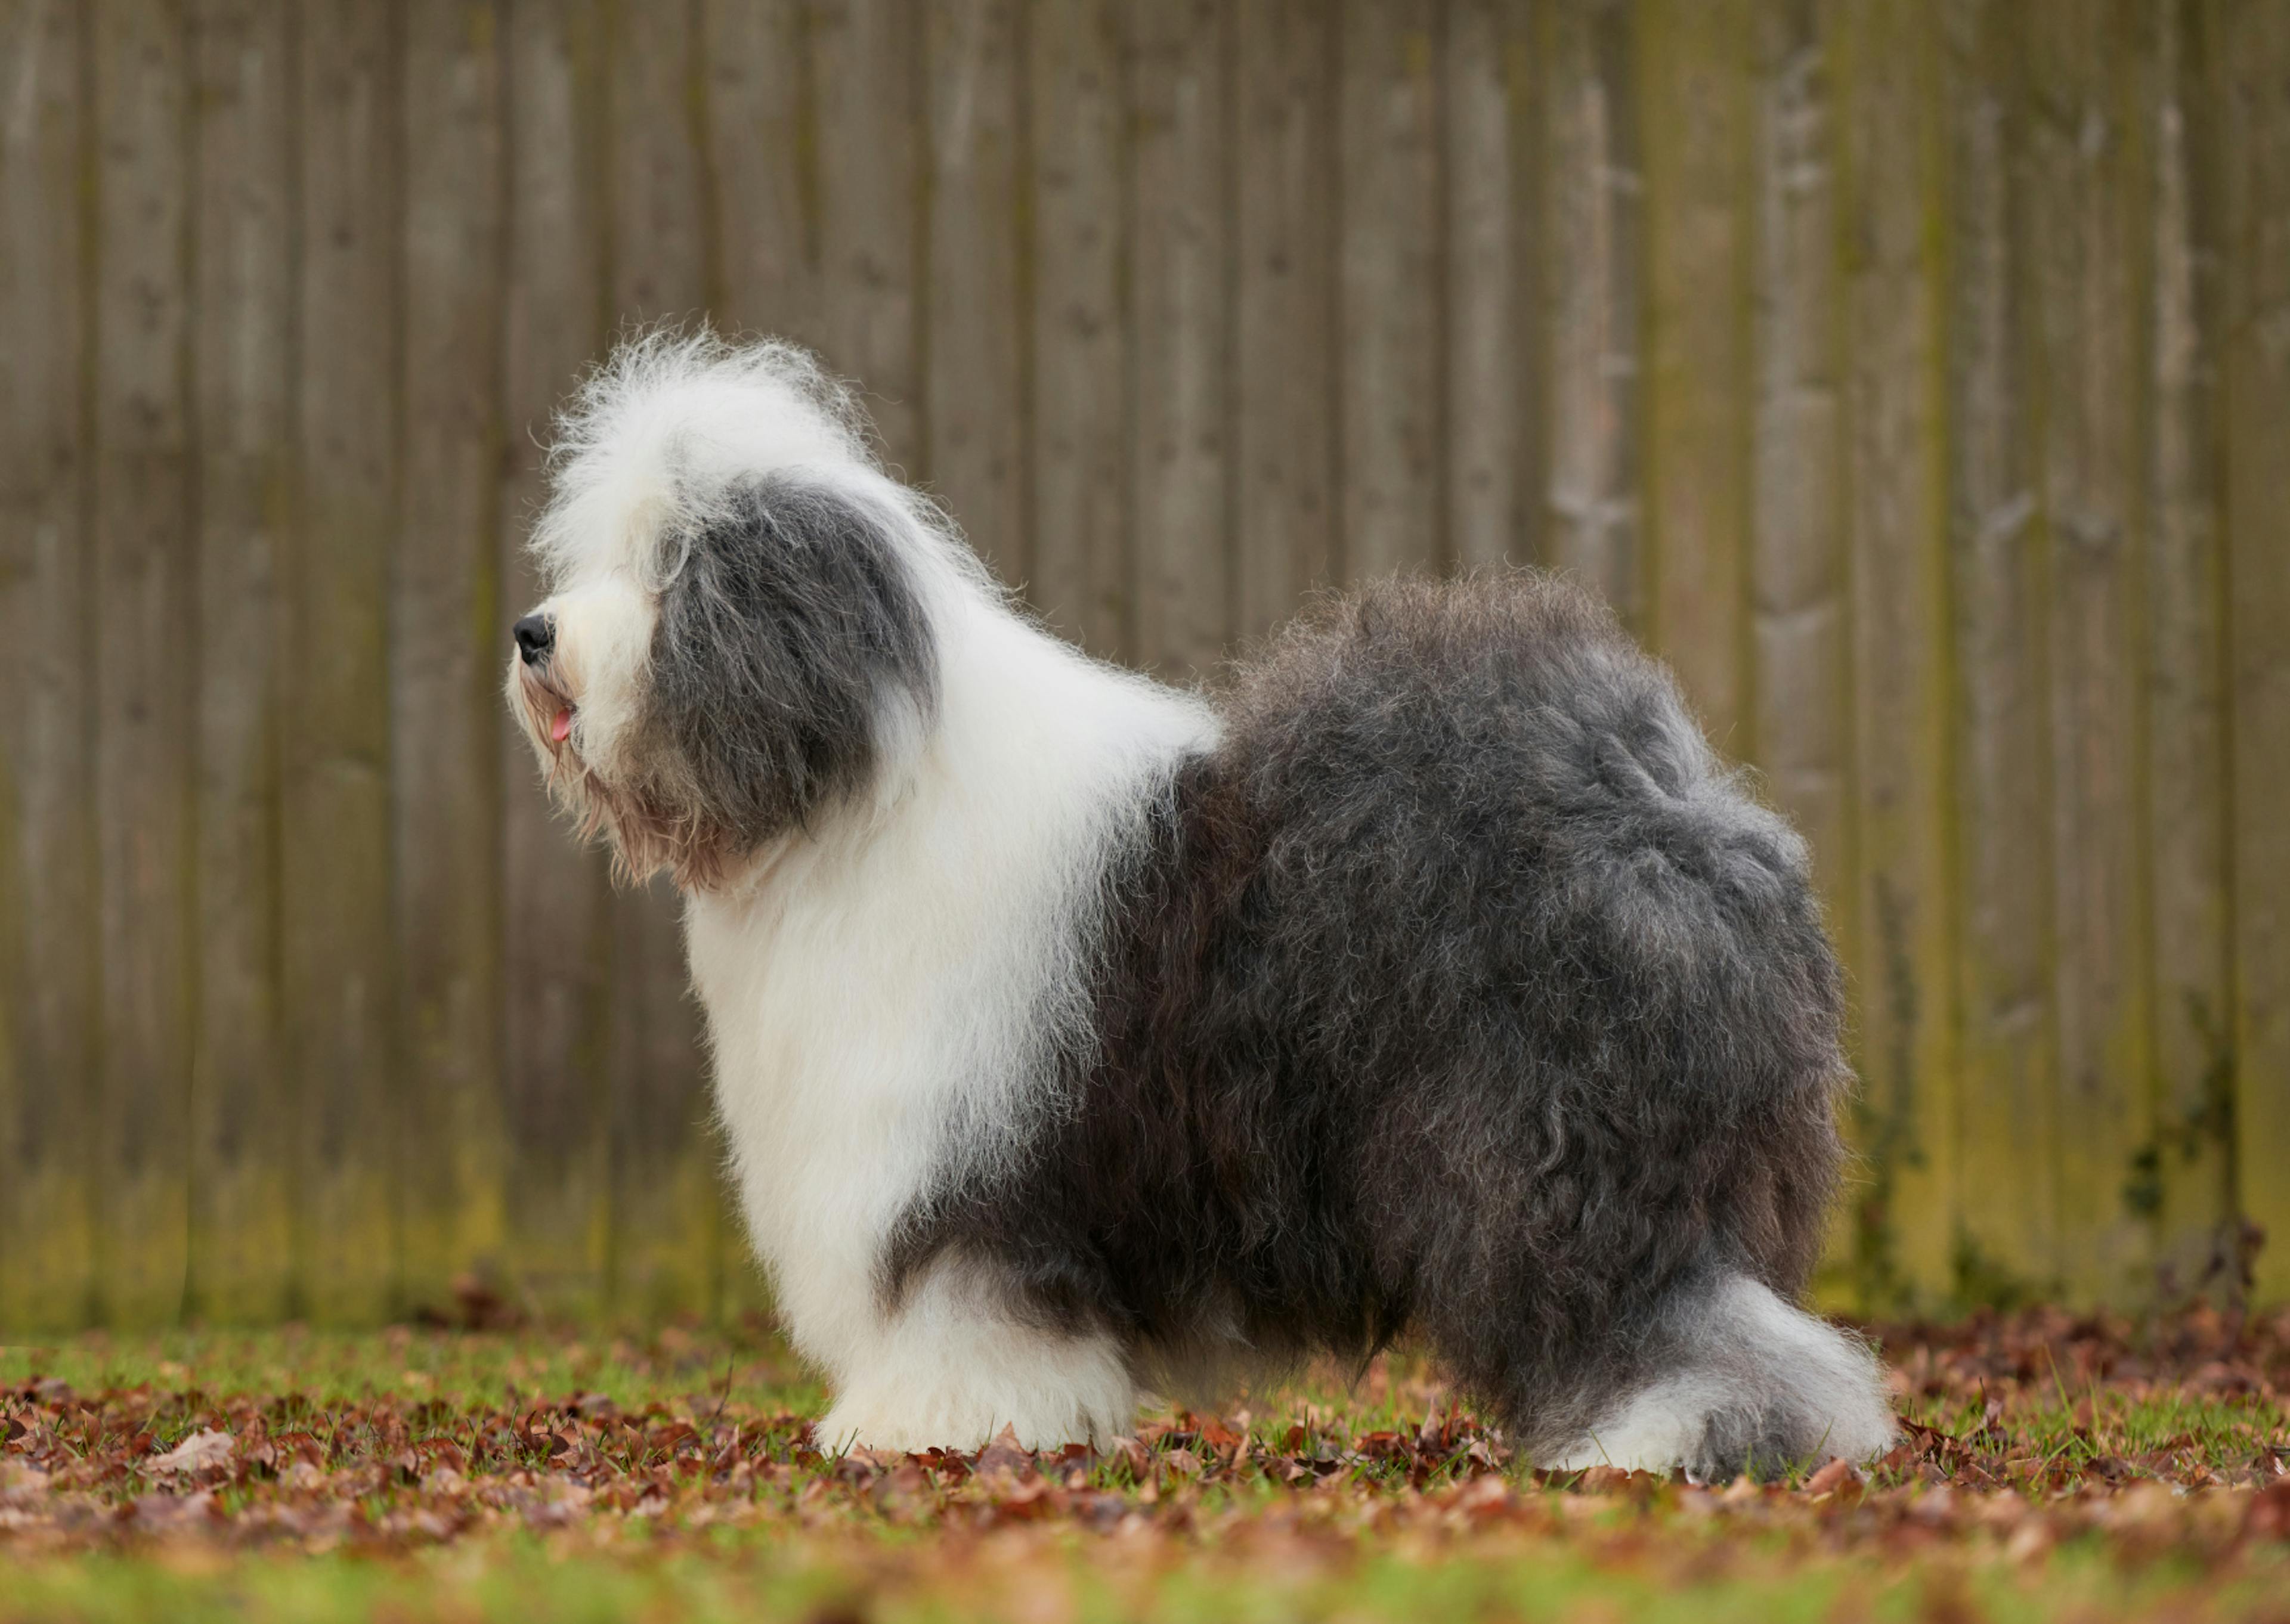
{"left": 647, "top": 475, "right": 936, "bottom": 851}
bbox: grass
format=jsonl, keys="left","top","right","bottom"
{"left": 3, "top": 1309, "right": 2286, "bottom": 1622}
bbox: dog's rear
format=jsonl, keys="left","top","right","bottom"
{"left": 1206, "top": 574, "right": 1893, "bottom": 1476}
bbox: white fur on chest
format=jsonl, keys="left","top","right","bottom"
{"left": 685, "top": 595, "right": 1214, "bottom": 1391}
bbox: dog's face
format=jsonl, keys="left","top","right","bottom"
{"left": 508, "top": 470, "right": 937, "bottom": 889}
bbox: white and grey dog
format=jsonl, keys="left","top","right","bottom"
{"left": 506, "top": 333, "right": 1895, "bottom": 1477}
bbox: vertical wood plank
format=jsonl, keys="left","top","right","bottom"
{"left": 397, "top": 0, "right": 506, "bottom": 1313}
{"left": 2218, "top": 0, "right": 2290, "bottom": 1304}
{"left": 814, "top": 0, "right": 921, "bottom": 473}
{"left": 1750, "top": 0, "right": 1859, "bottom": 1294}
{"left": 605, "top": 0, "right": 714, "bottom": 1321}
{"left": 500, "top": 0, "right": 613, "bottom": 1321}
{"left": 1234, "top": 0, "right": 1336, "bottom": 641}
{"left": 1830, "top": 0, "right": 1958, "bottom": 1310}
{"left": 1027, "top": 0, "right": 1129, "bottom": 657}
{"left": 1338, "top": 0, "right": 1441, "bottom": 585}
{"left": 701, "top": 0, "right": 821, "bottom": 345}
{"left": 924, "top": 0, "right": 1026, "bottom": 587}
{"left": 694, "top": 0, "right": 794, "bottom": 1324}
{"left": 0, "top": 0, "right": 98, "bottom": 1333}
{"left": 2143, "top": 0, "right": 2236, "bottom": 1297}
{"left": 187, "top": 0, "right": 293, "bottom": 1324}
{"left": 2025, "top": 0, "right": 2156, "bottom": 1304}
{"left": 92, "top": 0, "right": 194, "bottom": 1329}
{"left": 1539, "top": 0, "right": 1639, "bottom": 624}
{"left": 1130, "top": 0, "right": 1230, "bottom": 676}
{"left": 1941, "top": 0, "right": 2059, "bottom": 1304}
{"left": 289, "top": 0, "right": 401, "bottom": 1324}
{"left": 1750, "top": 0, "right": 1850, "bottom": 978}
{"left": 1638, "top": 0, "right": 1754, "bottom": 746}
{"left": 1444, "top": 0, "right": 1526, "bottom": 573}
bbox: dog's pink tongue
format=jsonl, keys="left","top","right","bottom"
{"left": 550, "top": 708, "right": 573, "bottom": 743}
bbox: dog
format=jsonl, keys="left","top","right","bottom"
{"left": 506, "top": 332, "right": 1896, "bottom": 1479}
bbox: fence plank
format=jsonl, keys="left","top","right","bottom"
{"left": 1027, "top": 0, "right": 1129, "bottom": 658}
{"left": 289, "top": 0, "right": 402, "bottom": 1323}
{"left": 1750, "top": 0, "right": 1858, "bottom": 1291}
{"left": 1749, "top": 3, "right": 1846, "bottom": 944}
{"left": 1233, "top": 0, "right": 1335, "bottom": 642}
{"left": 1940, "top": 0, "right": 2058, "bottom": 1304}
{"left": 702, "top": 0, "right": 821, "bottom": 348}
{"left": 2143, "top": 0, "right": 2236, "bottom": 1298}
{"left": 924, "top": 0, "right": 1025, "bottom": 587}
{"left": 1131, "top": 0, "right": 1230, "bottom": 676}
{"left": 2025, "top": 0, "right": 2157, "bottom": 1304}
{"left": 698, "top": 0, "right": 804, "bottom": 1325}
{"left": 2220, "top": 0, "right": 2290, "bottom": 1306}
{"left": 815, "top": 0, "right": 921, "bottom": 475}
{"left": 1639, "top": 0, "right": 1753, "bottom": 746}
{"left": 1539, "top": 0, "right": 1639, "bottom": 623}
{"left": 605, "top": 0, "right": 717, "bottom": 1321}
{"left": 1443, "top": 0, "right": 1523, "bottom": 572}
{"left": 397, "top": 0, "right": 507, "bottom": 1314}
{"left": 499, "top": 0, "right": 613, "bottom": 1321}
{"left": 92, "top": 0, "right": 194, "bottom": 1329}
{"left": 1830, "top": 0, "right": 1958, "bottom": 1309}
{"left": 188, "top": 0, "right": 293, "bottom": 1324}
{"left": 1338, "top": 0, "right": 1441, "bottom": 584}
{"left": 0, "top": 0, "right": 98, "bottom": 1334}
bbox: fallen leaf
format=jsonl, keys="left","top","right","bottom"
{"left": 148, "top": 1429, "right": 233, "bottom": 1477}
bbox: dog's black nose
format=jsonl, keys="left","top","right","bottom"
{"left": 513, "top": 613, "right": 555, "bottom": 665}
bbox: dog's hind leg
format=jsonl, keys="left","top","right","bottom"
{"left": 1543, "top": 1272, "right": 1896, "bottom": 1481}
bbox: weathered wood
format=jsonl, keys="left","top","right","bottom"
{"left": 2218, "top": 0, "right": 2290, "bottom": 1306}
{"left": 1749, "top": 0, "right": 1858, "bottom": 1293}
{"left": 1130, "top": 0, "right": 1230, "bottom": 677}
{"left": 92, "top": 0, "right": 195, "bottom": 1329}
{"left": 1639, "top": 0, "right": 1754, "bottom": 746}
{"left": 187, "top": 0, "right": 294, "bottom": 1324}
{"left": 5, "top": 0, "right": 2288, "bottom": 1322}
{"left": 1829, "top": 0, "right": 1958, "bottom": 1309}
{"left": 924, "top": 0, "right": 1026, "bottom": 587}
{"left": 0, "top": 0, "right": 98, "bottom": 1334}
{"left": 499, "top": 0, "right": 614, "bottom": 1322}
{"left": 2025, "top": 0, "right": 2156, "bottom": 1306}
{"left": 397, "top": 0, "right": 507, "bottom": 1314}
{"left": 1234, "top": 0, "right": 1336, "bottom": 642}
{"left": 701, "top": 0, "right": 821, "bottom": 346}
{"left": 1939, "top": 0, "right": 2060, "bottom": 1304}
{"left": 1443, "top": 0, "right": 1522, "bottom": 572}
{"left": 1339, "top": 0, "right": 1441, "bottom": 584}
{"left": 605, "top": 0, "right": 717, "bottom": 1321}
{"left": 2142, "top": 0, "right": 2236, "bottom": 1299}
{"left": 814, "top": 0, "right": 921, "bottom": 475}
{"left": 289, "top": 0, "right": 403, "bottom": 1322}
{"left": 1026, "top": 0, "right": 1129, "bottom": 657}
{"left": 1539, "top": 0, "right": 1639, "bottom": 624}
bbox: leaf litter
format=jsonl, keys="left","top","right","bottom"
{"left": 1, "top": 1305, "right": 2286, "bottom": 1621}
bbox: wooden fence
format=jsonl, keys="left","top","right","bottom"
{"left": 1, "top": 0, "right": 2285, "bottom": 1331}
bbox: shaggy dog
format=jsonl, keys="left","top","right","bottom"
{"left": 506, "top": 334, "right": 1896, "bottom": 1479}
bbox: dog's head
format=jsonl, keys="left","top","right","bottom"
{"left": 507, "top": 334, "right": 940, "bottom": 888}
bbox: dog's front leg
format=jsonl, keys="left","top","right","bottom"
{"left": 817, "top": 1263, "right": 1137, "bottom": 1453}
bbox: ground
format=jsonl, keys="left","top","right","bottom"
{"left": 2, "top": 1306, "right": 2287, "bottom": 1622}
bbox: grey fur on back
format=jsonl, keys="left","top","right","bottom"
{"left": 880, "top": 570, "right": 1856, "bottom": 1468}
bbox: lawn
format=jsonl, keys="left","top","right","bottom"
{"left": 3, "top": 1307, "right": 2286, "bottom": 1622}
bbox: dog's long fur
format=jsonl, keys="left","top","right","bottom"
{"left": 507, "top": 333, "right": 1896, "bottom": 1478}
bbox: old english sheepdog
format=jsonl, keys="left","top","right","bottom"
{"left": 505, "top": 333, "right": 1896, "bottom": 1479}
